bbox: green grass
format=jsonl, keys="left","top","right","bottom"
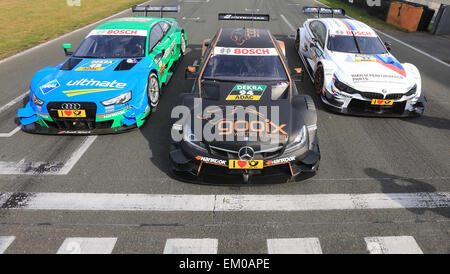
{"left": 0, "top": 0, "right": 148, "bottom": 59}
{"left": 316, "top": 0, "right": 408, "bottom": 32}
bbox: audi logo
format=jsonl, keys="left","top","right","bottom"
{"left": 238, "top": 146, "right": 255, "bottom": 161}
{"left": 61, "top": 103, "right": 81, "bottom": 110}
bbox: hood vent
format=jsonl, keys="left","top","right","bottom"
{"left": 60, "top": 58, "right": 82, "bottom": 71}
{"left": 114, "top": 58, "right": 141, "bottom": 71}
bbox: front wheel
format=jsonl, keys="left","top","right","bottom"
{"left": 180, "top": 32, "right": 186, "bottom": 56}
{"left": 314, "top": 65, "right": 324, "bottom": 94}
{"left": 147, "top": 73, "right": 160, "bottom": 111}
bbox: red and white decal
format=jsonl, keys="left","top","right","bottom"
{"left": 88, "top": 29, "right": 148, "bottom": 37}
{"left": 214, "top": 47, "right": 278, "bottom": 56}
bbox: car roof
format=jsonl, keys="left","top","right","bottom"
{"left": 95, "top": 17, "right": 163, "bottom": 30}
{"left": 216, "top": 27, "right": 277, "bottom": 48}
{"left": 309, "top": 18, "right": 377, "bottom": 37}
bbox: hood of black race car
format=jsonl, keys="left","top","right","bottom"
{"left": 190, "top": 81, "right": 304, "bottom": 151}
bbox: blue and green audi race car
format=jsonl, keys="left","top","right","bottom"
{"left": 18, "top": 6, "right": 187, "bottom": 134}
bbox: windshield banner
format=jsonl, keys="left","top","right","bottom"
{"left": 214, "top": 47, "right": 278, "bottom": 56}
{"left": 88, "top": 29, "right": 148, "bottom": 37}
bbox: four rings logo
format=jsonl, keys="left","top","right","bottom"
{"left": 238, "top": 146, "right": 255, "bottom": 161}
{"left": 61, "top": 103, "right": 82, "bottom": 110}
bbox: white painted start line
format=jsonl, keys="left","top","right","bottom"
{"left": 0, "top": 236, "right": 425, "bottom": 254}
{"left": 164, "top": 238, "right": 218, "bottom": 254}
{"left": 365, "top": 236, "right": 424, "bottom": 254}
{"left": 0, "top": 236, "right": 16, "bottom": 254}
{"left": 0, "top": 136, "right": 97, "bottom": 175}
{"left": 0, "top": 127, "right": 20, "bottom": 138}
{"left": 1, "top": 192, "right": 448, "bottom": 211}
{"left": 57, "top": 237, "right": 117, "bottom": 254}
{"left": 267, "top": 238, "right": 323, "bottom": 254}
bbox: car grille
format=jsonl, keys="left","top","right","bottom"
{"left": 47, "top": 102, "right": 98, "bottom": 130}
{"left": 360, "top": 92, "right": 384, "bottom": 99}
{"left": 385, "top": 93, "right": 404, "bottom": 100}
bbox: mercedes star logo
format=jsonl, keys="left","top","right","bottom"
{"left": 238, "top": 146, "right": 255, "bottom": 161}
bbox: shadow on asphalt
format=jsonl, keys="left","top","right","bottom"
{"left": 401, "top": 115, "right": 450, "bottom": 131}
{"left": 364, "top": 168, "right": 449, "bottom": 219}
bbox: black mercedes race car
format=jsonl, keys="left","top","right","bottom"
{"left": 169, "top": 13, "right": 320, "bottom": 184}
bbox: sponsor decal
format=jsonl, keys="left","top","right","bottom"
{"left": 195, "top": 156, "right": 227, "bottom": 166}
{"left": 127, "top": 58, "right": 139, "bottom": 64}
{"left": 351, "top": 73, "right": 403, "bottom": 83}
{"left": 163, "top": 39, "right": 177, "bottom": 59}
{"left": 75, "top": 60, "right": 117, "bottom": 71}
{"left": 374, "top": 55, "right": 406, "bottom": 77}
{"left": 40, "top": 80, "right": 60, "bottom": 94}
{"left": 266, "top": 156, "right": 295, "bottom": 166}
{"left": 57, "top": 109, "right": 86, "bottom": 118}
{"left": 371, "top": 99, "right": 394, "bottom": 106}
{"left": 214, "top": 47, "right": 278, "bottom": 56}
{"left": 98, "top": 110, "right": 126, "bottom": 120}
{"left": 355, "top": 54, "right": 376, "bottom": 62}
{"left": 226, "top": 84, "right": 267, "bottom": 101}
{"left": 63, "top": 79, "right": 127, "bottom": 97}
{"left": 88, "top": 29, "right": 148, "bottom": 37}
{"left": 229, "top": 159, "right": 263, "bottom": 169}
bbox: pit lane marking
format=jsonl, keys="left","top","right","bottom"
{"left": 1, "top": 192, "right": 448, "bottom": 211}
{"left": 365, "top": 236, "right": 423, "bottom": 254}
{"left": 0, "top": 236, "right": 16, "bottom": 254}
{"left": 267, "top": 238, "right": 323, "bottom": 254}
{"left": 0, "top": 136, "right": 97, "bottom": 175}
{"left": 57, "top": 237, "right": 117, "bottom": 254}
{"left": 164, "top": 238, "right": 218, "bottom": 254}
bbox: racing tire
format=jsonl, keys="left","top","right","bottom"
{"left": 294, "top": 29, "right": 300, "bottom": 51}
{"left": 314, "top": 64, "right": 324, "bottom": 94}
{"left": 180, "top": 31, "right": 186, "bottom": 56}
{"left": 147, "top": 72, "right": 160, "bottom": 111}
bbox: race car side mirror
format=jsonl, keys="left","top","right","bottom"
{"left": 63, "top": 44, "right": 73, "bottom": 56}
{"left": 384, "top": 41, "right": 392, "bottom": 51}
{"left": 292, "top": 68, "right": 304, "bottom": 82}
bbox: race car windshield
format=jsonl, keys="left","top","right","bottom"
{"left": 73, "top": 35, "right": 146, "bottom": 58}
{"left": 328, "top": 35, "right": 387, "bottom": 54}
{"left": 202, "top": 55, "right": 288, "bottom": 81}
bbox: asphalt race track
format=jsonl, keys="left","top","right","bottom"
{"left": 0, "top": 0, "right": 449, "bottom": 254}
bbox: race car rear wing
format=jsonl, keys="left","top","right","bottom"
{"left": 302, "top": 7, "right": 345, "bottom": 18}
{"left": 132, "top": 5, "right": 179, "bottom": 18}
{"left": 218, "top": 13, "right": 270, "bottom": 22}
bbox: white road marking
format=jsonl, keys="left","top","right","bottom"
{"left": 280, "top": 14, "right": 296, "bottom": 32}
{"left": 311, "top": 0, "right": 449, "bottom": 68}
{"left": 365, "top": 236, "right": 423, "bottom": 254}
{"left": 58, "top": 136, "right": 97, "bottom": 175}
{"left": 0, "top": 236, "right": 16, "bottom": 254}
{"left": 0, "top": 0, "right": 154, "bottom": 65}
{"left": 0, "top": 127, "right": 20, "bottom": 138}
{"left": 57, "top": 237, "right": 117, "bottom": 254}
{"left": 164, "top": 238, "right": 218, "bottom": 254}
{"left": 1, "top": 192, "right": 448, "bottom": 211}
{"left": 0, "top": 91, "right": 28, "bottom": 115}
{"left": 0, "top": 126, "right": 21, "bottom": 138}
{"left": 267, "top": 238, "right": 322, "bottom": 254}
{"left": 0, "top": 136, "right": 97, "bottom": 175}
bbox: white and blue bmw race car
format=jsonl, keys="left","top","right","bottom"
{"left": 295, "top": 7, "right": 426, "bottom": 117}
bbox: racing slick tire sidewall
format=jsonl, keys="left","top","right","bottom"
{"left": 314, "top": 64, "right": 324, "bottom": 94}
{"left": 180, "top": 31, "right": 186, "bottom": 56}
{"left": 148, "top": 72, "right": 160, "bottom": 111}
